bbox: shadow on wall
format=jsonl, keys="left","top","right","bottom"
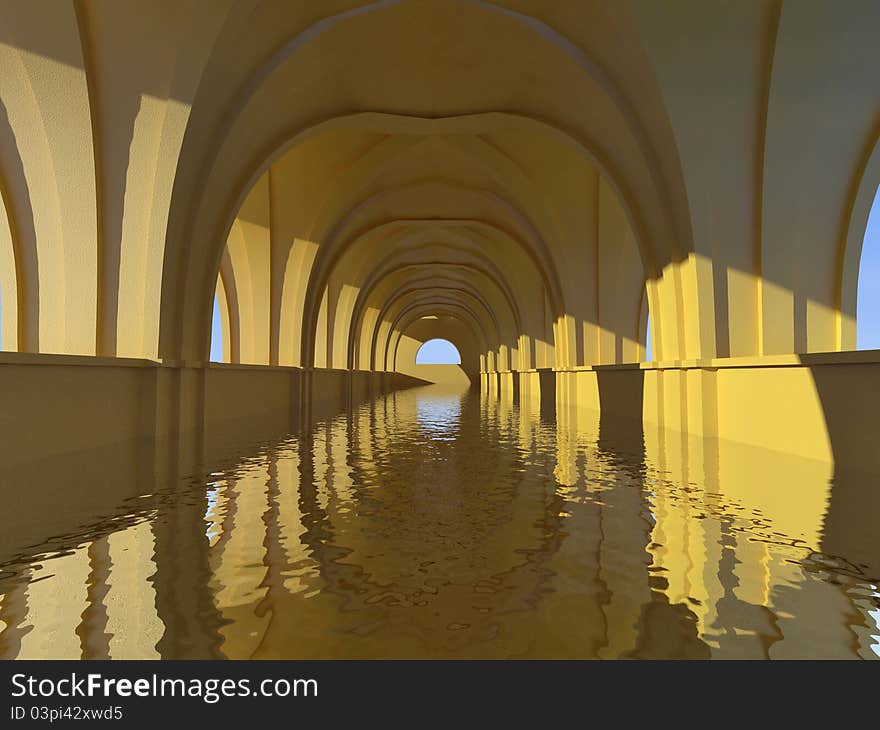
{"left": 807, "top": 358, "right": 880, "bottom": 575}
{"left": 807, "top": 358, "right": 880, "bottom": 472}
{"left": 538, "top": 368, "right": 555, "bottom": 423}
{"left": 820, "top": 460, "right": 880, "bottom": 578}
{"left": 596, "top": 366, "right": 645, "bottom": 462}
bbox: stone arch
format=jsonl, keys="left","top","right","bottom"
{"left": 158, "top": 0, "right": 692, "bottom": 362}
{"left": 415, "top": 338, "right": 461, "bottom": 364}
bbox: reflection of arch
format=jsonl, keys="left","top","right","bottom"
{"left": 416, "top": 338, "right": 461, "bottom": 365}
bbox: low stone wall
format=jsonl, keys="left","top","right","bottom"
{"left": 0, "top": 354, "right": 429, "bottom": 471}
{"left": 4, "top": 347, "right": 878, "bottom": 474}
{"left": 481, "top": 350, "right": 880, "bottom": 470}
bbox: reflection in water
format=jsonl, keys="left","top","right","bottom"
{"left": 415, "top": 389, "right": 462, "bottom": 442}
{"left": 0, "top": 385, "right": 878, "bottom": 659}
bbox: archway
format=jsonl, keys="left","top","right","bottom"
{"left": 401, "top": 324, "right": 472, "bottom": 388}
{"left": 416, "top": 338, "right": 462, "bottom": 365}
{"left": 857, "top": 185, "right": 880, "bottom": 350}
{"left": 209, "top": 295, "right": 224, "bottom": 362}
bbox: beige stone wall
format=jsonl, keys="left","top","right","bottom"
{"left": 0, "top": 353, "right": 425, "bottom": 470}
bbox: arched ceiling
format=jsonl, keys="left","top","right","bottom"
{"left": 4, "top": 1, "right": 878, "bottom": 366}
{"left": 158, "top": 0, "right": 690, "bottom": 365}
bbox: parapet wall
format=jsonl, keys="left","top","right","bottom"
{"left": 481, "top": 351, "right": 880, "bottom": 471}
{"left": 0, "top": 354, "right": 428, "bottom": 471}
{"left": 3, "top": 349, "right": 877, "bottom": 475}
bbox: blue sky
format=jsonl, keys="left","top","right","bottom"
{"left": 209, "top": 295, "right": 223, "bottom": 361}
{"left": 857, "top": 185, "right": 880, "bottom": 350}
{"left": 416, "top": 338, "right": 461, "bottom": 364}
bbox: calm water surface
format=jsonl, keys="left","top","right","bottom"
{"left": 0, "top": 385, "right": 878, "bottom": 659}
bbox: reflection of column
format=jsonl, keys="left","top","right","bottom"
{"left": 498, "top": 371, "right": 515, "bottom": 403}
{"left": 704, "top": 517, "right": 778, "bottom": 659}
{"left": 104, "top": 522, "right": 162, "bottom": 659}
{"left": 251, "top": 450, "right": 284, "bottom": 659}
{"left": 766, "top": 554, "right": 857, "bottom": 659}
{"left": 497, "top": 376, "right": 514, "bottom": 425}
{"left": 295, "top": 427, "right": 338, "bottom": 595}
{"left": 210, "top": 455, "right": 271, "bottom": 659}
{"left": 518, "top": 374, "right": 541, "bottom": 452}
{"left": 594, "top": 408, "right": 711, "bottom": 659}
{"left": 0, "top": 573, "right": 31, "bottom": 659}
{"left": 530, "top": 420, "right": 608, "bottom": 657}
{"left": 355, "top": 400, "right": 376, "bottom": 481}
{"left": 77, "top": 537, "right": 112, "bottom": 659}
{"left": 242, "top": 437, "right": 329, "bottom": 659}
{"left": 483, "top": 381, "right": 498, "bottom": 422}
{"left": 594, "top": 459, "right": 654, "bottom": 658}
{"left": 642, "top": 422, "right": 867, "bottom": 657}
{"left": 590, "top": 378, "right": 651, "bottom": 657}
{"left": 553, "top": 402, "right": 579, "bottom": 488}
{"left": 646, "top": 431, "right": 725, "bottom": 645}
{"left": 151, "top": 472, "right": 224, "bottom": 659}
{"left": 312, "top": 422, "right": 331, "bottom": 512}
{"left": 685, "top": 433, "right": 725, "bottom": 642}
{"left": 272, "top": 444, "right": 315, "bottom": 596}
{"left": 717, "top": 440, "right": 833, "bottom": 657}
{"left": 17, "top": 547, "right": 90, "bottom": 659}
{"left": 329, "top": 415, "right": 355, "bottom": 506}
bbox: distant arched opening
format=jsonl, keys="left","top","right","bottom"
{"left": 640, "top": 288, "right": 653, "bottom": 362}
{"left": 857, "top": 185, "right": 880, "bottom": 350}
{"left": 416, "top": 338, "right": 461, "bottom": 365}
{"left": 209, "top": 295, "right": 224, "bottom": 362}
